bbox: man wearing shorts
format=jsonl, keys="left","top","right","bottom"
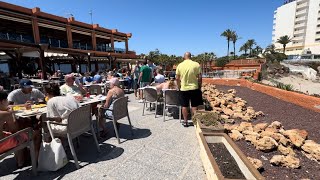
{"left": 138, "top": 60, "right": 151, "bottom": 103}
{"left": 176, "top": 52, "right": 202, "bottom": 127}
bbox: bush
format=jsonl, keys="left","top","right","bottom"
{"left": 215, "top": 56, "right": 229, "bottom": 67}
{"left": 275, "top": 82, "right": 294, "bottom": 91}
{"left": 192, "top": 112, "right": 224, "bottom": 127}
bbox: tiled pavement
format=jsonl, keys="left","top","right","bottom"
{"left": 0, "top": 93, "right": 206, "bottom": 180}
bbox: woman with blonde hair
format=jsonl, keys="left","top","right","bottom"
{"left": 156, "top": 73, "right": 178, "bottom": 92}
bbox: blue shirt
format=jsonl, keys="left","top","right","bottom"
{"left": 83, "top": 76, "right": 93, "bottom": 84}
{"left": 93, "top": 74, "right": 102, "bottom": 83}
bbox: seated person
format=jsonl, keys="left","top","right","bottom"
{"left": 154, "top": 69, "right": 165, "bottom": 83}
{"left": 98, "top": 78, "right": 124, "bottom": 136}
{"left": 60, "top": 74, "right": 86, "bottom": 96}
{"left": 106, "top": 71, "right": 114, "bottom": 81}
{"left": 8, "top": 79, "right": 45, "bottom": 105}
{"left": 83, "top": 72, "right": 93, "bottom": 85}
{"left": 124, "top": 71, "right": 132, "bottom": 89}
{"left": 0, "top": 91, "right": 40, "bottom": 168}
{"left": 93, "top": 71, "right": 103, "bottom": 84}
{"left": 156, "top": 74, "right": 178, "bottom": 93}
{"left": 45, "top": 85, "right": 80, "bottom": 134}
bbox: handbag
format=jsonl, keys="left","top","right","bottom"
{"left": 37, "top": 126, "right": 68, "bottom": 171}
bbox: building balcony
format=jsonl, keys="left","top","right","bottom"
{"left": 73, "top": 42, "right": 93, "bottom": 50}
{"left": 293, "top": 36, "right": 305, "bottom": 41}
{"left": 296, "top": 2, "right": 308, "bottom": 10}
{"left": 295, "top": 16, "right": 307, "bottom": 23}
{"left": 296, "top": 9, "right": 308, "bottom": 16}
{"left": 294, "top": 22, "right": 307, "bottom": 28}
{"left": 0, "top": 31, "right": 34, "bottom": 44}
{"left": 294, "top": 29, "right": 305, "bottom": 35}
{"left": 297, "top": 0, "right": 308, "bottom": 4}
{"left": 40, "top": 37, "right": 68, "bottom": 48}
{"left": 114, "top": 48, "right": 125, "bottom": 53}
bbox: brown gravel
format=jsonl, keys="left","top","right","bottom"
{"left": 216, "top": 85, "right": 320, "bottom": 180}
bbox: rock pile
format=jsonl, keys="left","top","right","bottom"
{"left": 202, "top": 84, "right": 264, "bottom": 122}
{"left": 224, "top": 121, "right": 320, "bottom": 169}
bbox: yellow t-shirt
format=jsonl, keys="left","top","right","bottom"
{"left": 176, "top": 59, "right": 201, "bottom": 91}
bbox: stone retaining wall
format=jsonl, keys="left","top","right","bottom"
{"left": 203, "top": 78, "right": 320, "bottom": 113}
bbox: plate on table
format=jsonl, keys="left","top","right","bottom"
{"left": 22, "top": 110, "right": 41, "bottom": 116}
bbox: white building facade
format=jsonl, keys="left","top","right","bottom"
{"left": 272, "top": 0, "right": 320, "bottom": 55}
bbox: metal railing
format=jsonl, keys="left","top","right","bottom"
{"left": 0, "top": 32, "right": 34, "bottom": 43}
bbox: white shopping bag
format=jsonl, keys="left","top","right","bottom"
{"left": 38, "top": 138, "right": 68, "bottom": 171}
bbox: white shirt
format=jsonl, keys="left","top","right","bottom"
{"left": 154, "top": 74, "right": 165, "bottom": 83}
{"left": 47, "top": 96, "right": 79, "bottom": 120}
{"left": 8, "top": 89, "right": 45, "bottom": 104}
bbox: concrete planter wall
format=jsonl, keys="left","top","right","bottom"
{"left": 198, "top": 132, "right": 264, "bottom": 180}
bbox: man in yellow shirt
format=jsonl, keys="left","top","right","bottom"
{"left": 176, "top": 52, "right": 202, "bottom": 127}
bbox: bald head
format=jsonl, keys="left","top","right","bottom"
{"left": 184, "top": 52, "right": 192, "bottom": 60}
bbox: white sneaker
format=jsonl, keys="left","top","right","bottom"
{"left": 138, "top": 99, "right": 144, "bottom": 103}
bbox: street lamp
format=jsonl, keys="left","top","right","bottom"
{"left": 87, "top": 52, "right": 91, "bottom": 72}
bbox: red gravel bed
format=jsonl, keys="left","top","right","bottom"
{"left": 215, "top": 85, "right": 320, "bottom": 180}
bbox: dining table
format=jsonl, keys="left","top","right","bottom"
{"left": 14, "top": 95, "right": 107, "bottom": 118}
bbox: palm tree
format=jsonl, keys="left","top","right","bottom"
{"left": 247, "top": 39, "right": 256, "bottom": 56}
{"left": 221, "top": 29, "right": 233, "bottom": 57}
{"left": 239, "top": 42, "right": 250, "bottom": 55}
{"left": 276, "top": 35, "right": 291, "bottom": 53}
{"left": 265, "top": 44, "right": 276, "bottom": 54}
{"left": 254, "top": 46, "right": 263, "bottom": 56}
{"left": 230, "top": 31, "right": 240, "bottom": 59}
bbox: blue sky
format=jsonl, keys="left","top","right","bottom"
{"left": 3, "top": 0, "right": 283, "bottom": 57}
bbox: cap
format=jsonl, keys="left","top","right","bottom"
{"left": 19, "top": 79, "right": 34, "bottom": 88}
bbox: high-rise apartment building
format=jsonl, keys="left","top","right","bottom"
{"left": 272, "top": 0, "right": 320, "bottom": 55}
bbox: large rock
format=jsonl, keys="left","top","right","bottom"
{"left": 232, "top": 112, "right": 244, "bottom": 119}
{"left": 224, "top": 124, "right": 238, "bottom": 132}
{"left": 270, "top": 155, "right": 300, "bottom": 169}
{"left": 253, "top": 123, "right": 268, "bottom": 133}
{"left": 243, "top": 130, "right": 260, "bottom": 144}
{"left": 268, "top": 121, "right": 283, "bottom": 129}
{"left": 282, "top": 129, "right": 308, "bottom": 147}
{"left": 237, "top": 122, "right": 253, "bottom": 132}
{"left": 241, "top": 115, "right": 252, "bottom": 121}
{"left": 301, "top": 140, "right": 320, "bottom": 162}
{"left": 255, "top": 111, "right": 265, "bottom": 117}
{"left": 229, "top": 130, "right": 243, "bottom": 141}
{"left": 247, "top": 157, "right": 263, "bottom": 170}
{"left": 222, "top": 108, "right": 234, "bottom": 116}
{"left": 228, "top": 89, "right": 236, "bottom": 94}
{"left": 254, "top": 136, "right": 278, "bottom": 152}
{"left": 278, "top": 144, "right": 295, "bottom": 156}
{"left": 220, "top": 115, "right": 230, "bottom": 120}
{"left": 260, "top": 131, "right": 285, "bottom": 142}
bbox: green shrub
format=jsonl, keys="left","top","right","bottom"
{"left": 192, "top": 112, "right": 224, "bottom": 126}
{"left": 275, "top": 82, "right": 294, "bottom": 91}
{"left": 215, "top": 56, "right": 229, "bottom": 67}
